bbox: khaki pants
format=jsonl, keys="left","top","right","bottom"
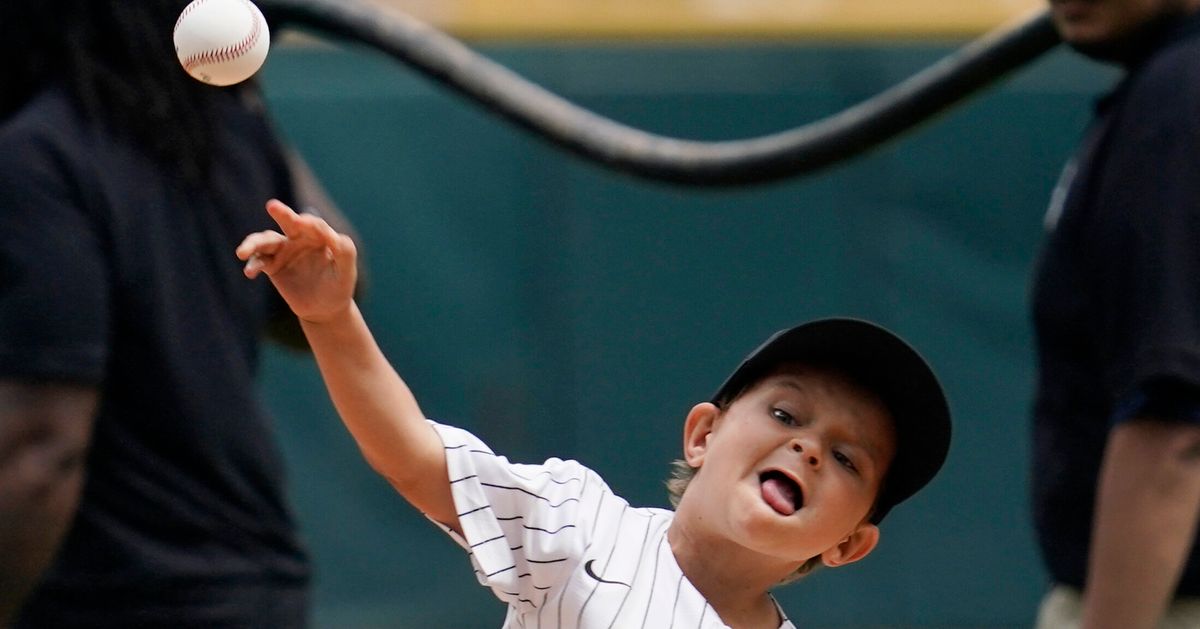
{"left": 1036, "top": 584, "right": 1200, "bottom": 629}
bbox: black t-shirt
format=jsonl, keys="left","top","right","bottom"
{"left": 0, "top": 86, "right": 310, "bottom": 626}
{"left": 1030, "top": 13, "right": 1200, "bottom": 596}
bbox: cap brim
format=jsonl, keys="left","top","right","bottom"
{"left": 711, "top": 318, "right": 951, "bottom": 523}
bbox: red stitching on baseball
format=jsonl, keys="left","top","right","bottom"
{"left": 180, "top": 0, "right": 263, "bottom": 74}
{"left": 173, "top": 0, "right": 209, "bottom": 35}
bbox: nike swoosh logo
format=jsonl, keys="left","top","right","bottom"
{"left": 584, "top": 559, "right": 631, "bottom": 587}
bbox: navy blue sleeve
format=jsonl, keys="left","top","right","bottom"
{"left": 1092, "top": 51, "right": 1200, "bottom": 403}
{"left": 1111, "top": 378, "right": 1200, "bottom": 426}
{"left": 0, "top": 122, "right": 110, "bottom": 383}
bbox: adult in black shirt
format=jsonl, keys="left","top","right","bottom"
{"left": 0, "top": 1, "right": 356, "bottom": 626}
{"left": 1032, "top": 0, "right": 1200, "bottom": 627}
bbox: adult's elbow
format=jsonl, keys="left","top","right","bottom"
{"left": 1111, "top": 419, "right": 1200, "bottom": 494}
{"left": 2, "top": 434, "right": 90, "bottom": 503}
{"left": 1165, "top": 423, "right": 1200, "bottom": 469}
{"left": 0, "top": 382, "right": 98, "bottom": 506}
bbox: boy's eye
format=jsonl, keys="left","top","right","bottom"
{"left": 771, "top": 408, "right": 797, "bottom": 425}
{"left": 834, "top": 451, "right": 858, "bottom": 473}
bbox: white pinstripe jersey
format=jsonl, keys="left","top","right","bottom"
{"left": 428, "top": 422, "right": 797, "bottom": 629}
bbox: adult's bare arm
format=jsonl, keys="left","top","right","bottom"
{"left": 1080, "top": 419, "right": 1200, "bottom": 629}
{"left": 0, "top": 381, "right": 98, "bottom": 626}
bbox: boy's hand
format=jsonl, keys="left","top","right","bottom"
{"left": 236, "top": 199, "right": 358, "bottom": 324}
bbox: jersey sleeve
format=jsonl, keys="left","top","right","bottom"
{"left": 1111, "top": 378, "right": 1200, "bottom": 427}
{"left": 427, "top": 421, "right": 607, "bottom": 613}
{"left": 1091, "top": 58, "right": 1200, "bottom": 405}
{"left": 0, "top": 124, "right": 110, "bottom": 382}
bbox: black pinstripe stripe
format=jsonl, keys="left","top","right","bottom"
{"left": 579, "top": 479, "right": 605, "bottom": 560}
{"left": 507, "top": 466, "right": 585, "bottom": 486}
{"left": 555, "top": 559, "right": 571, "bottom": 628}
{"left": 469, "top": 534, "right": 506, "bottom": 549}
{"left": 575, "top": 503, "right": 629, "bottom": 627}
{"left": 471, "top": 446, "right": 580, "bottom": 603}
{"left": 536, "top": 590, "right": 549, "bottom": 629}
{"left": 458, "top": 505, "right": 491, "bottom": 517}
{"left": 479, "top": 557, "right": 567, "bottom": 578}
{"left": 481, "top": 481, "right": 582, "bottom": 508}
{"left": 580, "top": 477, "right": 608, "bottom": 563}
{"left": 450, "top": 428, "right": 718, "bottom": 628}
{"left": 668, "top": 570, "right": 685, "bottom": 628}
{"left": 524, "top": 524, "right": 577, "bottom": 535}
{"left": 553, "top": 473, "right": 594, "bottom": 629}
{"left": 606, "top": 513, "right": 657, "bottom": 629}
{"left": 494, "top": 514, "right": 579, "bottom": 537}
{"left": 469, "top": 563, "right": 557, "bottom": 587}
{"left": 458, "top": 444, "right": 585, "bottom": 489}
{"left": 486, "top": 570, "right": 552, "bottom": 589}
{"left": 460, "top": 445, "right": 587, "bottom": 487}
{"left": 526, "top": 557, "right": 569, "bottom": 565}
{"left": 638, "top": 532, "right": 668, "bottom": 629}
{"left": 486, "top": 565, "right": 517, "bottom": 578}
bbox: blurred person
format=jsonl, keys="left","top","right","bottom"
{"left": 0, "top": 1, "right": 357, "bottom": 626}
{"left": 1032, "top": 0, "right": 1200, "bottom": 627}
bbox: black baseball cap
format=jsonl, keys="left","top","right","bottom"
{"left": 711, "top": 318, "right": 951, "bottom": 524}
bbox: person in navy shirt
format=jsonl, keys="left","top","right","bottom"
{"left": 1032, "top": 0, "right": 1200, "bottom": 627}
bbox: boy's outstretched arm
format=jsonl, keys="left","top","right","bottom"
{"left": 236, "top": 199, "right": 460, "bottom": 534}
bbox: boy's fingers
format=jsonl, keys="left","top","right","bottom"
{"left": 268, "top": 201, "right": 340, "bottom": 250}
{"left": 265, "top": 199, "right": 302, "bottom": 237}
{"left": 242, "top": 199, "right": 353, "bottom": 280}
{"left": 313, "top": 216, "right": 350, "bottom": 252}
{"left": 236, "top": 230, "right": 286, "bottom": 260}
{"left": 335, "top": 233, "right": 358, "bottom": 261}
{"left": 243, "top": 253, "right": 269, "bottom": 278}
{"left": 258, "top": 253, "right": 287, "bottom": 277}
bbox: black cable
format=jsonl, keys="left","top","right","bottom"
{"left": 258, "top": 0, "right": 1061, "bottom": 186}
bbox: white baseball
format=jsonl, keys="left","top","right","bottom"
{"left": 174, "top": 0, "right": 271, "bottom": 87}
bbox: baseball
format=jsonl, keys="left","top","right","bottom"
{"left": 174, "top": 0, "right": 271, "bottom": 87}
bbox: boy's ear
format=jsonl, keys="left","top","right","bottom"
{"left": 820, "top": 523, "right": 880, "bottom": 568}
{"left": 682, "top": 402, "right": 720, "bottom": 468}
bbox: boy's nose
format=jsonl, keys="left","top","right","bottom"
{"left": 790, "top": 440, "right": 822, "bottom": 468}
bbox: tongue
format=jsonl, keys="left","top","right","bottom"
{"left": 761, "top": 477, "right": 797, "bottom": 516}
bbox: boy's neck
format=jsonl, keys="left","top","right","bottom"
{"left": 667, "top": 520, "right": 789, "bottom": 628}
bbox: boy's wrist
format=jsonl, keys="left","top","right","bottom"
{"left": 297, "top": 300, "right": 359, "bottom": 328}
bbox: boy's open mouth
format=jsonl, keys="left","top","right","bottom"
{"left": 760, "top": 470, "right": 803, "bottom": 516}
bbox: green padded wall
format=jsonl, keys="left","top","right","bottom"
{"left": 257, "top": 40, "right": 1117, "bottom": 628}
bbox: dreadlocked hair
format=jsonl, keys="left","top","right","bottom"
{"left": 0, "top": 0, "right": 228, "bottom": 185}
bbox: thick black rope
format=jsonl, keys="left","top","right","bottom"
{"left": 258, "top": 0, "right": 1061, "bottom": 186}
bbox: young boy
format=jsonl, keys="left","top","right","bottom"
{"left": 237, "top": 199, "right": 952, "bottom": 629}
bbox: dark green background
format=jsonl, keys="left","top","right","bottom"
{"left": 256, "top": 38, "right": 1117, "bottom": 628}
